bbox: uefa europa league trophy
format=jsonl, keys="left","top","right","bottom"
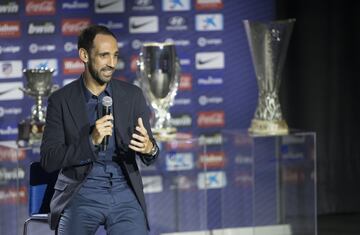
{"left": 244, "top": 19, "right": 295, "bottom": 135}
{"left": 136, "top": 42, "right": 180, "bottom": 140}
{"left": 18, "top": 68, "right": 58, "bottom": 146}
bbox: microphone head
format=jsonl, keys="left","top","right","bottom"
{"left": 102, "top": 96, "right": 113, "bottom": 107}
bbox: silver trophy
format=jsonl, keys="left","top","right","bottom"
{"left": 136, "top": 42, "right": 180, "bottom": 140}
{"left": 18, "top": 68, "right": 58, "bottom": 146}
{"left": 244, "top": 19, "right": 295, "bottom": 135}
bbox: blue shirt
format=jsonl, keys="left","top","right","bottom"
{"left": 78, "top": 78, "right": 129, "bottom": 203}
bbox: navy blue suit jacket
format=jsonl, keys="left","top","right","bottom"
{"left": 40, "top": 78, "right": 159, "bottom": 230}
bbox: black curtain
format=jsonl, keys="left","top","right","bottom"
{"left": 276, "top": 1, "right": 360, "bottom": 214}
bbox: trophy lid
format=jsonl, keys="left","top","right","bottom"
{"left": 142, "top": 42, "right": 175, "bottom": 48}
{"left": 23, "top": 67, "right": 55, "bottom": 74}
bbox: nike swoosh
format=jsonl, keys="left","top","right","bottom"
{"left": 0, "top": 88, "right": 16, "bottom": 96}
{"left": 97, "top": 0, "right": 119, "bottom": 9}
{"left": 131, "top": 20, "right": 153, "bottom": 29}
{"left": 197, "top": 57, "right": 218, "bottom": 65}
{"left": 143, "top": 179, "right": 159, "bottom": 188}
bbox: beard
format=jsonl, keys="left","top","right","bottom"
{"left": 87, "top": 59, "right": 113, "bottom": 85}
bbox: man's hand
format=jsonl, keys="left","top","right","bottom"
{"left": 129, "top": 117, "right": 153, "bottom": 154}
{"left": 91, "top": 114, "right": 113, "bottom": 145}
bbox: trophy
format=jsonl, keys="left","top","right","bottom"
{"left": 244, "top": 19, "right": 295, "bottom": 135}
{"left": 18, "top": 68, "right": 58, "bottom": 146}
{"left": 136, "top": 42, "right": 180, "bottom": 140}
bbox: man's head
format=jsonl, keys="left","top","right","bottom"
{"left": 78, "top": 25, "right": 119, "bottom": 85}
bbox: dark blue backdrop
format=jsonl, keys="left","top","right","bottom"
{"left": 0, "top": 1, "right": 281, "bottom": 234}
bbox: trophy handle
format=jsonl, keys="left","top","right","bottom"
{"left": 51, "top": 84, "right": 59, "bottom": 94}
{"left": 19, "top": 87, "right": 32, "bottom": 96}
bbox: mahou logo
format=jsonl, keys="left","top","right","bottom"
{"left": 26, "top": 0, "right": 55, "bottom": 15}
{"left": 63, "top": 58, "right": 84, "bottom": 75}
{"left": 197, "top": 111, "right": 225, "bottom": 127}
{"left": 0, "top": 21, "right": 20, "bottom": 38}
{"left": 198, "top": 152, "right": 226, "bottom": 169}
{"left": 0, "top": 146, "right": 25, "bottom": 162}
{"left": 62, "top": 18, "right": 90, "bottom": 36}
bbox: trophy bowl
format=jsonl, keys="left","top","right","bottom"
{"left": 18, "top": 67, "right": 57, "bottom": 147}
{"left": 23, "top": 68, "right": 55, "bottom": 97}
{"left": 136, "top": 42, "right": 181, "bottom": 140}
{"left": 244, "top": 19, "right": 296, "bottom": 135}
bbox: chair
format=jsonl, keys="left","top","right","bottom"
{"left": 23, "top": 162, "right": 58, "bottom": 235}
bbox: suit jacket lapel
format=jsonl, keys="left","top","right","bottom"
{"left": 111, "top": 80, "right": 130, "bottom": 148}
{"left": 66, "top": 78, "right": 89, "bottom": 132}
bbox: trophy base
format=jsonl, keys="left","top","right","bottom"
{"left": 248, "top": 119, "right": 289, "bottom": 136}
{"left": 17, "top": 119, "right": 45, "bottom": 147}
{"left": 152, "top": 127, "right": 177, "bottom": 141}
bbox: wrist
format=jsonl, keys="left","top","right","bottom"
{"left": 148, "top": 143, "right": 158, "bottom": 156}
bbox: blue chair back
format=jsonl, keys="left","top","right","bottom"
{"left": 28, "top": 162, "right": 58, "bottom": 215}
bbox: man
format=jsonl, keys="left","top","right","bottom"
{"left": 40, "top": 25, "right": 159, "bottom": 235}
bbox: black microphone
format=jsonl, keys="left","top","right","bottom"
{"left": 100, "top": 96, "right": 113, "bottom": 151}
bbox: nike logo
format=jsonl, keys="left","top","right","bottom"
{"left": 143, "top": 179, "right": 158, "bottom": 188}
{"left": 97, "top": 0, "right": 119, "bottom": 9}
{"left": 197, "top": 57, "right": 218, "bottom": 65}
{"left": 131, "top": 20, "right": 153, "bottom": 29}
{"left": 0, "top": 88, "right": 16, "bottom": 97}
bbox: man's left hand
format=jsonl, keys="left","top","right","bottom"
{"left": 129, "top": 117, "right": 153, "bottom": 154}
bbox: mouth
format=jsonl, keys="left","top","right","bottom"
{"left": 102, "top": 68, "right": 114, "bottom": 77}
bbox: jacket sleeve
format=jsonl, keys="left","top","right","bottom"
{"left": 133, "top": 87, "right": 159, "bottom": 166}
{"left": 40, "top": 93, "right": 97, "bottom": 173}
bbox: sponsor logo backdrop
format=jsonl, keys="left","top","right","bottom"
{"left": 0, "top": 1, "right": 315, "bottom": 235}
{"left": 0, "top": 0, "right": 274, "bottom": 142}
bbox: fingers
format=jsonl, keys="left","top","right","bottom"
{"left": 132, "top": 131, "right": 145, "bottom": 142}
{"left": 91, "top": 115, "right": 113, "bottom": 145}
{"left": 128, "top": 117, "right": 151, "bottom": 153}
{"left": 138, "top": 117, "right": 144, "bottom": 128}
{"left": 97, "top": 114, "right": 113, "bottom": 124}
{"left": 95, "top": 115, "right": 113, "bottom": 131}
{"left": 136, "top": 118, "right": 147, "bottom": 136}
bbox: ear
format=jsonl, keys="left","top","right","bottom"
{"left": 79, "top": 48, "right": 89, "bottom": 63}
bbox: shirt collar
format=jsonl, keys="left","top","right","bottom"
{"left": 81, "top": 76, "right": 112, "bottom": 102}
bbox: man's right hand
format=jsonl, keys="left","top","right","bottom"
{"left": 91, "top": 114, "right": 113, "bottom": 145}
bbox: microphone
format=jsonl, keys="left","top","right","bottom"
{"left": 100, "top": 96, "right": 113, "bottom": 151}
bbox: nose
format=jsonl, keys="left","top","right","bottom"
{"left": 108, "top": 56, "right": 117, "bottom": 68}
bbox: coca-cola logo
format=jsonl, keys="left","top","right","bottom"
{"left": 26, "top": 0, "right": 55, "bottom": 15}
{"left": 62, "top": 18, "right": 90, "bottom": 36}
{"left": 197, "top": 111, "right": 225, "bottom": 128}
{"left": 195, "top": 0, "right": 224, "bottom": 10}
{"left": 179, "top": 74, "right": 192, "bottom": 91}
{"left": 130, "top": 55, "right": 139, "bottom": 72}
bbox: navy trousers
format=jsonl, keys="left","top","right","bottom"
{"left": 57, "top": 186, "right": 147, "bottom": 235}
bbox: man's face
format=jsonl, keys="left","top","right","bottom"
{"left": 87, "top": 34, "right": 118, "bottom": 85}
